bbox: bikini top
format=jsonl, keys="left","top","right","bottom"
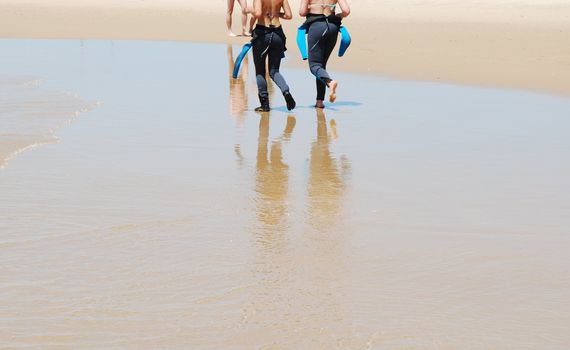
{"left": 308, "top": 3, "right": 337, "bottom": 11}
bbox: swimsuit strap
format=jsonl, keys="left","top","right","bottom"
{"left": 309, "top": 3, "right": 337, "bottom": 9}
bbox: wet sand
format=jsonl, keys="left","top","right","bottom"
{"left": 0, "top": 1, "right": 569, "bottom": 95}
{"left": 1, "top": 39, "right": 569, "bottom": 349}
{"left": 0, "top": 76, "right": 95, "bottom": 170}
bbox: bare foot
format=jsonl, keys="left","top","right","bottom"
{"left": 328, "top": 80, "right": 338, "bottom": 103}
{"left": 228, "top": 31, "right": 238, "bottom": 37}
{"left": 242, "top": 31, "right": 252, "bottom": 37}
{"left": 315, "top": 100, "right": 325, "bottom": 108}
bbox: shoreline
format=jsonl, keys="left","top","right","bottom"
{"left": 0, "top": 1, "right": 569, "bottom": 96}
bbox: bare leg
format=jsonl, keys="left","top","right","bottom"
{"left": 248, "top": 6, "right": 257, "bottom": 35}
{"left": 239, "top": 0, "right": 250, "bottom": 36}
{"left": 227, "top": 0, "right": 238, "bottom": 36}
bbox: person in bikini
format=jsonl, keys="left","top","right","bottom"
{"left": 300, "top": 0, "right": 350, "bottom": 108}
{"left": 251, "top": 0, "right": 296, "bottom": 112}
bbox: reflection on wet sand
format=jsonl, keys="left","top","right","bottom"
{"left": 232, "top": 112, "right": 359, "bottom": 348}
{"left": 296, "top": 109, "right": 354, "bottom": 347}
{"left": 249, "top": 109, "right": 351, "bottom": 232}
{"left": 234, "top": 114, "right": 296, "bottom": 347}
{"left": 254, "top": 113, "right": 296, "bottom": 229}
{"left": 227, "top": 45, "right": 249, "bottom": 126}
{"left": 308, "top": 108, "right": 351, "bottom": 231}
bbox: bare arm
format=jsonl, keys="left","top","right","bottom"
{"left": 280, "top": 0, "right": 293, "bottom": 20}
{"left": 337, "top": 0, "right": 350, "bottom": 17}
{"left": 299, "top": 0, "right": 310, "bottom": 17}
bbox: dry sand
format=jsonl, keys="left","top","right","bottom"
{"left": 0, "top": 0, "right": 569, "bottom": 95}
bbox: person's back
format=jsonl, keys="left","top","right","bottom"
{"left": 299, "top": 0, "right": 350, "bottom": 107}
{"left": 307, "top": 0, "right": 337, "bottom": 16}
{"left": 251, "top": 0, "right": 295, "bottom": 112}
{"left": 254, "top": 0, "right": 292, "bottom": 27}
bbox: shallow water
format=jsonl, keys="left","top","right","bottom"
{"left": 0, "top": 76, "right": 95, "bottom": 169}
{"left": 1, "top": 40, "right": 569, "bottom": 349}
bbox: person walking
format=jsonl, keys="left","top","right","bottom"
{"left": 299, "top": 0, "right": 350, "bottom": 108}
{"left": 251, "top": 0, "right": 296, "bottom": 112}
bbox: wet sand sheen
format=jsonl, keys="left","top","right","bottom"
{"left": 0, "top": 40, "right": 569, "bottom": 349}
{"left": 0, "top": 77, "right": 95, "bottom": 169}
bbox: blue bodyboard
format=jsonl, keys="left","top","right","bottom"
{"left": 339, "top": 26, "right": 351, "bottom": 57}
{"left": 232, "top": 43, "right": 252, "bottom": 79}
{"left": 296, "top": 25, "right": 351, "bottom": 60}
{"left": 297, "top": 27, "right": 309, "bottom": 60}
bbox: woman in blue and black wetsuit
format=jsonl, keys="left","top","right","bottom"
{"left": 300, "top": 0, "right": 350, "bottom": 108}
{"left": 251, "top": 0, "right": 296, "bottom": 112}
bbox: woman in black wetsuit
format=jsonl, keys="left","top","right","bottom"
{"left": 300, "top": 0, "right": 350, "bottom": 108}
{"left": 251, "top": 0, "right": 296, "bottom": 112}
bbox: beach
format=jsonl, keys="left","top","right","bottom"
{"left": 1, "top": 0, "right": 569, "bottom": 94}
{"left": 1, "top": 1, "right": 570, "bottom": 349}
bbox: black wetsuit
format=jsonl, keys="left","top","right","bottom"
{"left": 305, "top": 14, "right": 341, "bottom": 100}
{"left": 252, "top": 25, "right": 290, "bottom": 98}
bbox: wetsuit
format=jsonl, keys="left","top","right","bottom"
{"left": 252, "top": 25, "right": 291, "bottom": 98}
{"left": 305, "top": 14, "right": 341, "bottom": 100}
